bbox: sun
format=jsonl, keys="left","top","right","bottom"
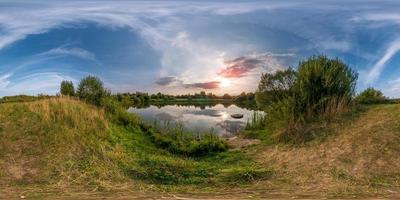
{"left": 219, "top": 78, "right": 231, "bottom": 88}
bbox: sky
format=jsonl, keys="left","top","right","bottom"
{"left": 1, "top": 0, "right": 400, "bottom": 97}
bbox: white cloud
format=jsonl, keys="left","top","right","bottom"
{"left": 0, "top": 72, "right": 76, "bottom": 97}
{"left": 366, "top": 39, "right": 400, "bottom": 83}
{"left": 0, "top": 73, "right": 12, "bottom": 89}
{"left": 355, "top": 13, "right": 400, "bottom": 23}
{"left": 0, "top": 1, "right": 391, "bottom": 95}
{"left": 39, "top": 46, "right": 96, "bottom": 61}
{"left": 0, "top": 1, "right": 288, "bottom": 95}
{"left": 318, "top": 40, "right": 351, "bottom": 52}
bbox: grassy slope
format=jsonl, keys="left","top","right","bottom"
{"left": 0, "top": 97, "right": 131, "bottom": 189}
{"left": 253, "top": 104, "right": 400, "bottom": 198}
{"left": 0, "top": 97, "right": 270, "bottom": 198}
{"left": 0, "top": 98, "right": 399, "bottom": 198}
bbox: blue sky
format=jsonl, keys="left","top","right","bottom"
{"left": 1, "top": 1, "right": 400, "bottom": 97}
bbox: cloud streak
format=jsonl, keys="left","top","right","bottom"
{"left": 155, "top": 76, "right": 179, "bottom": 86}
{"left": 366, "top": 39, "right": 400, "bottom": 83}
{"left": 219, "top": 53, "right": 293, "bottom": 78}
{"left": 184, "top": 81, "right": 220, "bottom": 90}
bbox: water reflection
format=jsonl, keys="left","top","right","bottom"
{"left": 128, "top": 104, "right": 260, "bottom": 136}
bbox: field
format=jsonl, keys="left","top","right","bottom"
{"left": 0, "top": 97, "right": 399, "bottom": 199}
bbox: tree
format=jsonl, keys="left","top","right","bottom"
{"left": 76, "top": 75, "right": 109, "bottom": 106}
{"left": 222, "top": 93, "right": 231, "bottom": 99}
{"left": 255, "top": 68, "right": 297, "bottom": 109}
{"left": 255, "top": 55, "right": 358, "bottom": 142}
{"left": 355, "top": 87, "right": 387, "bottom": 104}
{"left": 60, "top": 80, "right": 75, "bottom": 96}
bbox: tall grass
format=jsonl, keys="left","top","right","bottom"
{"left": 142, "top": 120, "right": 228, "bottom": 157}
{"left": 293, "top": 56, "right": 357, "bottom": 122}
{"left": 245, "top": 111, "right": 266, "bottom": 130}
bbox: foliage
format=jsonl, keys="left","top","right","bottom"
{"left": 1, "top": 97, "right": 268, "bottom": 188}
{"left": 0, "top": 95, "right": 50, "bottom": 103}
{"left": 77, "top": 75, "right": 109, "bottom": 106}
{"left": 255, "top": 55, "right": 358, "bottom": 142}
{"left": 255, "top": 68, "right": 297, "bottom": 110}
{"left": 60, "top": 80, "right": 75, "bottom": 96}
{"left": 355, "top": 87, "right": 388, "bottom": 104}
{"left": 144, "top": 124, "right": 228, "bottom": 157}
{"left": 245, "top": 111, "right": 267, "bottom": 130}
{"left": 100, "top": 96, "right": 141, "bottom": 129}
{"left": 294, "top": 55, "right": 357, "bottom": 121}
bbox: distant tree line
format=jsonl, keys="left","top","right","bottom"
{"left": 59, "top": 76, "right": 255, "bottom": 108}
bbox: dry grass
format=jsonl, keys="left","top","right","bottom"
{"left": 254, "top": 104, "right": 400, "bottom": 197}
{"left": 0, "top": 97, "right": 133, "bottom": 191}
{"left": 1, "top": 97, "right": 400, "bottom": 199}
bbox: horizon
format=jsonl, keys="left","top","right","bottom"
{"left": 1, "top": 1, "right": 400, "bottom": 97}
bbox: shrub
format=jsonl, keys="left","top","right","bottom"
{"left": 294, "top": 55, "right": 357, "bottom": 121}
{"left": 77, "top": 76, "right": 109, "bottom": 106}
{"left": 256, "top": 55, "right": 358, "bottom": 142}
{"left": 355, "top": 87, "right": 387, "bottom": 104}
{"left": 144, "top": 125, "right": 228, "bottom": 157}
{"left": 0, "top": 95, "right": 38, "bottom": 103}
{"left": 101, "top": 96, "right": 141, "bottom": 128}
{"left": 60, "top": 80, "right": 75, "bottom": 96}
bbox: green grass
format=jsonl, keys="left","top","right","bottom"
{"left": 3, "top": 96, "right": 400, "bottom": 198}
{"left": 0, "top": 97, "right": 271, "bottom": 193}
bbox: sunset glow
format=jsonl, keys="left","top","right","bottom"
{"left": 219, "top": 79, "right": 231, "bottom": 88}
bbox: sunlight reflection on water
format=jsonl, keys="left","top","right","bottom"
{"left": 128, "top": 104, "right": 259, "bottom": 137}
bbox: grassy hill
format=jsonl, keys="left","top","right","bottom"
{"left": 0, "top": 97, "right": 399, "bottom": 199}
{"left": 0, "top": 97, "right": 130, "bottom": 188}
{"left": 0, "top": 97, "right": 270, "bottom": 198}
{"left": 252, "top": 104, "right": 400, "bottom": 197}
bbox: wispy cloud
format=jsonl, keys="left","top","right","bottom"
{"left": 0, "top": 73, "right": 12, "bottom": 89}
{"left": 155, "top": 76, "right": 179, "bottom": 86}
{"left": 366, "top": 39, "right": 400, "bottom": 83}
{"left": 0, "top": 1, "right": 399, "bottom": 96}
{"left": 0, "top": 72, "right": 76, "bottom": 97}
{"left": 184, "top": 81, "right": 220, "bottom": 90}
{"left": 219, "top": 53, "right": 293, "bottom": 78}
{"left": 41, "top": 46, "right": 96, "bottom": 61}
{"left": 156, "top": 76, "right": 220, "bottom": 90}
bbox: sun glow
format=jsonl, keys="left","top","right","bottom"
{"left": 219, "top": 78, "right": 231, "bottom": 88}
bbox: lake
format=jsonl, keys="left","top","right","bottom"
{"left": 128, "top": 104, "right": 259, "bottom": 137}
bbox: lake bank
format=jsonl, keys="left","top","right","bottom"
{"left": 1, "top": 97, "right": 399, "bottom": 199}
{"left": 128, "top": 103, "right": 261, "bottom": 137}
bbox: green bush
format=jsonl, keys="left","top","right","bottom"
{"left": 101, "top": 96, "right": 141, "bottom": 128}
{"left": 144, "top": 126, "right": 228, "bottom": 157}
{"left": 256, "top": 55, "right": 358, "bottom": 142}
{"left": 0, "top": 95, "right": 39, "bottom": 103}
{"left": 60, "top": 80, "right": 75, "bottom": 96}
{"left": 294, "top": 55, "right": 357, "bottom": 120}
{"left": 77, "top": 76, "right": 109, "bottom": 106}
{"left": 355, "top": 87, "right": 388, "bottom": 104}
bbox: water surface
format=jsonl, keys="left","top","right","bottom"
{"left": 128, "top": 104, "right": 258, "bottom": 137}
